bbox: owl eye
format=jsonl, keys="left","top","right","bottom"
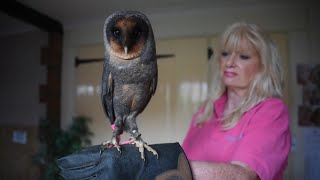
{"left": 113, "top": 30, "right": 120, "bottom": 37}
{"left": 133, "top": 30, "right": 141, "bottom": 38}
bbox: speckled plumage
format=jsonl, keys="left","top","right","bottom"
{"left": 101, "top": 11, "right": 158, "bottom": 159}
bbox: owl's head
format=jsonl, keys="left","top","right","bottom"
{"left": 104, "top": 11, "right": 153, "bottom": 60}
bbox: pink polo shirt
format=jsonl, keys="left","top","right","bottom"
{"left": 182, "top": 94, "right": 291, "bottom": 180}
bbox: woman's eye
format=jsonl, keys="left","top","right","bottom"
{"left": 240, "top": 54, "right": 250, "bottom": 60}
{"left": 221, "top": 51, "right": 229, "bottom": 57}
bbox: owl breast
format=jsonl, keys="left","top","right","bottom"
{"left": 110, "top": 57, "right": 155, "bottom": 114}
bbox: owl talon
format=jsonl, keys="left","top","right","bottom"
{"left": 144, "top": 143, "right": 159, "bottom": 159}
{"left": 100, "top": 140, "right": 121, "bottom": 155}
{"left": 132, "top": 138, "right": 158, "bottom": 160}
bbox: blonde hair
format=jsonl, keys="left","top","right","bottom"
{"left": 196, "top": 22, "right": 284, "bottom": 129}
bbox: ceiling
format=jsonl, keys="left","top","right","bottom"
{"left": 0, "top": 0, "right": 309, "bottom": 37}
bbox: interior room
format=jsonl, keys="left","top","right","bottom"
{"left": 1, "top": 0, "right": 319, "bottom": 179}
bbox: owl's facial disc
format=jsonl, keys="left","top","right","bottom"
{"left": 108, "top": 16, "right": 149, "bottom": 60}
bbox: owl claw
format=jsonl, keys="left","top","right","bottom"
{"left": 100, "top": 139, "right": 121, "bottom": 155}
{"left": 132, "top": 138, "right": 158, "bottom": 160}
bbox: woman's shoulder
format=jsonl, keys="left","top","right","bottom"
{"left": 259, "top": 97, "right": 288, "bottom": 110}
{"left": 251, "top": 97, "right": 289, "bottom": 120}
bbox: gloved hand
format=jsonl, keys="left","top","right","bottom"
{"left": 56, "top": 142, "right": 193, "bottom": 180}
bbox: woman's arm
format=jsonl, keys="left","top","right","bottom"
{"left": 190, "top": 161, "right": 258, "bottom": 180}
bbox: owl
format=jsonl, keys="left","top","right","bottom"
{"left": 101, "top": 11, "right": 158, "bottom": 160}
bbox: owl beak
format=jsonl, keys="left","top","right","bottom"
{"left": 124, "top": 46, "right": 128, "bottom": 55}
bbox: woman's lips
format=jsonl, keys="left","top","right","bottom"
{"left": 224, "top": 71, "right": 237, "bottom": 77}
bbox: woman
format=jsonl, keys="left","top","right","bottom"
{"left": 182, "top": 22, "right": 291, "bottom": 180}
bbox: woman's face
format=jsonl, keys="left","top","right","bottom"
{"left": 220, "top": 39, "right": 262, "bottom": 93}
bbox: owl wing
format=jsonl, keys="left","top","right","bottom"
{"left": 151, "top": 61, "right": 158, "bottom": 96}
{"left": 142, "top": 59, "right": 158, "bottom": 114}
{"left": 101, "top": 59, "right": 115, "bottom": 125}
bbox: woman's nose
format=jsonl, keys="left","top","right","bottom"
{"left": 226, "top": 53, "right": 236, "bottom": 67}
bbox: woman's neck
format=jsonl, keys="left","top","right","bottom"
{"left": 226, "top": 88, "right": 246, "bottom": 111}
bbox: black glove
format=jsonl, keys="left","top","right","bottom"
{"left": 56, "top": 142, "right": 193, "bottom": 180}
